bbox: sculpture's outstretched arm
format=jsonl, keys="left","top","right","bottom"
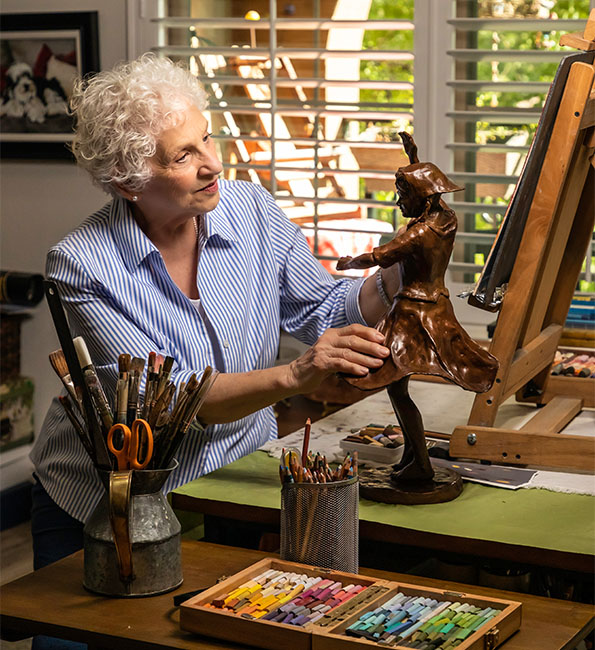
{"left": 336, "top": 252, "right": 376, "bottom": 271}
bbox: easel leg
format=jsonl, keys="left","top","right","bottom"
{"left": 468, "top": 59, "right": 595, "bottom": 428}
{"left": 520, "top": 164, "right": 595, "bottom": 401}
{"left": 386, "top": 378, "right": 434, "bottom": 482}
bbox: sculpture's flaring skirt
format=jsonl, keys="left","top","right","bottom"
{"left": 347, "top": 295, "right": 499, "bottom": 392}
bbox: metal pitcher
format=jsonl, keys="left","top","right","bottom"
{"left": 83, "top": 462, "right": 183, "bottom": 597}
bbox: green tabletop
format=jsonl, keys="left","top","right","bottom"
{"left": 173, "top": 450, "right": 595, "bottom": 560}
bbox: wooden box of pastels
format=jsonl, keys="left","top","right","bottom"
{"left": 179, "top": 557, "right": 522, "bottom": 650}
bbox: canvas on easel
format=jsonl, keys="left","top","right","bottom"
{"left": 449, "top": 12, "right": 595, "bottom": 472}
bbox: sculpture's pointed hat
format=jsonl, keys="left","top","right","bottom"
{"left": 396, "top": 131, "right": 464, "bottom": 197}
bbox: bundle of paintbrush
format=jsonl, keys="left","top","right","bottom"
{"left": 49, "top": 338, "right": 218, "bottom": 471}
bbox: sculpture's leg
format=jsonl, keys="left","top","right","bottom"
{"left": 386, "top": 378, "right": 434, "bottom": 482}
{"left": 386, "top": 377, "right": 416, "bottom": 472}
{"left": 390, "top": 424, "right": 414, "bottom": 473}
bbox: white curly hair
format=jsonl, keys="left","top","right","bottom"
{"left": 70, "top": 53, "right": 208, "bottom": 196}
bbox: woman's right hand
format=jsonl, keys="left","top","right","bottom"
{"left": 285, "top": 324, "right": 389, "bottom": 395}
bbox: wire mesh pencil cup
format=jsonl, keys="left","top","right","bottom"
{"left": 280, "top": 476, "right": 359, "bottom": 574}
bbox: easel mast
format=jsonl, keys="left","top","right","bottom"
{"left": 450, "top": 12, "right": 595, "bottom": 471}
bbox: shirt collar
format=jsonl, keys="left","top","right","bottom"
{"left": 110, "top": 182, "right": 239, "bottom": 273}
{"left": 110, "top": 197, "right": 158, "bottom": 273}
{"left": 203, "top": 180, "right": 239, "bottom": 244}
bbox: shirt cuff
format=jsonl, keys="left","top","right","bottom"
{"left": 344, "top": 276, "right": 368, "bottom": 326}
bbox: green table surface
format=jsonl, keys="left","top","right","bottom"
{"left": 174, "top": 450, "right": 595, "bottom": 559}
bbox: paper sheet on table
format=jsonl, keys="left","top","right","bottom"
{"left": 261, "top": 381, "right": 595, "bottom": 495}
{"left": 430, "top": 457, "right": 537, "bottom": 489}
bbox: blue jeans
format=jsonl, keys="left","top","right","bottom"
{"left": 30, "top": 478, "right": 86, "bottom": 650}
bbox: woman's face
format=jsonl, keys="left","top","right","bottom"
{"left": 136, "top": 102, "right": 223, "bottom": 224}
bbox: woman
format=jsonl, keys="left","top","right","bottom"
{"left": 30, "top": 53, "right": 397, "bottom": 586}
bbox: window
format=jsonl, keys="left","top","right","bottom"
{"left": 444, "top": 0, "right": 593, "bottom": 294}
{"left": 133, "top": 0, "right": 593, "bottom": 297}
{"left": 143, "top": 0, "right": 416, "bottom": 278}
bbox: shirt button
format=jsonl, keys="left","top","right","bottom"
{"left": 223, "top": 340, "right": 230, "bottom": 348}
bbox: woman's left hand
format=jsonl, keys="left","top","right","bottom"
{"left": 285, "top": 324, "right": 389, "bottom": 395}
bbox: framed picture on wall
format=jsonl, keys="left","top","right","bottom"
{"left": 0, "top": 11, "right": 99, "bottom": 160}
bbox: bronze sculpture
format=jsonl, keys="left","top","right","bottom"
{"left": 337, "top": 133, "right": 499, "bottom": 502}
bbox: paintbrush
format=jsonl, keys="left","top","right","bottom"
{"left": 185, "top": 369, "right": 218, "bottom": 424}
{"left": 152, "top": 373, "right": 201, "bottom": 469}
{"left": 159, "top": 368, "right": 218, "bottom": 469}
{"left": 126, "top": 356, "right": 145, "bottom": 426}
{"left": 155, "top": 356, "right": 174, "bottom": 399}
{"left": 141, "top": 373, "right": 156, "bottom": 420}
{"left": 73, "top": 337, "right": 114, "bottom": 433}
{"left": 148, "top": 380, "right": 175, "bottom": 430}
{"left": 150, "top": 381, "right": 176, "bottom": 461}
{"left": 58, "top": 395, "right": 96, "bottom": 463}
{"left": 148, "top": 375, "right": 198, "bottom": 467}
{"left": 44, "top": 280, "right": 111, "bottom": 469}
{"left": 49, "top": 349, "right": 81, "bottom": 411}
{"left": 147, "top": 351, "right": 156, "bottom": 376}
{"left": 115, "top": 353, "right": 131, "bottom": 425}
{"left": 144, "top": 356, "right": 175, "bottom": 432}
{"left": 167, "top": 374, "right": 199, "bottom": 433}
{"left": 141, "top": 351, "right": 157, "bottom": 419}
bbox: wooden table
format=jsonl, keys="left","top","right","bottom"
{"left": 172, "top": 393, "right": 595, "bottom": 575}
{"left": 1, "top": 541, "right": 593, "bottom": 650}
{"left": 172, "top": 451, "right": 594, "bottom": 574}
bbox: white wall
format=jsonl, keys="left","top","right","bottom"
{"left": 0, "top": 0, "right": 128, "bottom": 489}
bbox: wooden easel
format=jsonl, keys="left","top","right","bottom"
{"left": 450, "top": 13, "right": 595, "bottom": 472}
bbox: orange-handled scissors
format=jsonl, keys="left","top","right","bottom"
{"left": 107, "top": 419, "right": 154, "bottom": 470}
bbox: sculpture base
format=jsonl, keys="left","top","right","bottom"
{"left": 360, "top": 464, "right": 463, "bottom": 505}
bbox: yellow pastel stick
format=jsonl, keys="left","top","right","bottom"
{"left": 278, "top": 583, "right": 305, "bottom": 604}
{"left": 257, "top": 594, "right": 281, "bottom": 609}
{"left": 224, "top": 587, "right": 250, "bottom": 603}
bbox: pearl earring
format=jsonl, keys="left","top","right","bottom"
{"left": 131, "top": 195, "right": 138, "bottom": 202}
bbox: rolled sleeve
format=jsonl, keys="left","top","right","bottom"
{"left": 344, "top": 275, "right": 367, "bottom": 326}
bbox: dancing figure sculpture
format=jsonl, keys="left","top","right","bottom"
{"left": 337, "top": 133, "right": 499, "bottom": 502}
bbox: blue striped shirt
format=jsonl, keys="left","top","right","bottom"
{"left": 31, "top": 179, "right": 366, "bottom": 522}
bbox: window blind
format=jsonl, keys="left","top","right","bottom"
{"left": 443, "top": 0, "right": 592, "bottom": 290}
{"left": 140, "top": 0, "right": 592, "bottom": 292}
{"left": 150, "top": 0, "right": 415, "bottom": 276}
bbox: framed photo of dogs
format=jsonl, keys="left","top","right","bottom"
{"left": 0, "top": 11, "right": 99, "bottom": 160}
